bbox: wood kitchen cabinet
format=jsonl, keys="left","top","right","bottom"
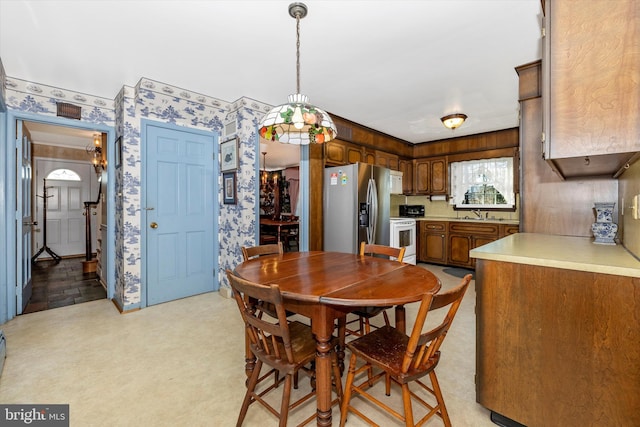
{"left": 418, "top": 221, "right": 447, "bottom": 264}
{"left": 324, "top": 139, "right": 364, "bottom": 166}
{"left": 448, "top": 234, "right": 472, "bottom": 268}
{"left": 473, "top": 234, "right": 640, "bottom": 427}
{"left": 517, "top": 60, "right": 619, "bottom": 236}
{"left": 363, "top": 148, "right": 375, "bottom": 165}
{"left": 416, "top": 219, "right": 518, "bottom": 268}
{"left": 477, "top": 260, "right": 640, "bottom": 427}
{"left": 499, "top": 223, "right": 519, "bottom": 238}
{"left": 375, "top": 150, "right": 399, "bottom": 170}
{"left": 324, "top": 140, "right": 402, "bottom": 172}
{"left": 413, "top": 156, "right": 447, "bottom": 195}
{"left": 398, "top": 159, "right": 413, "bottom": 194}
{"left": 543, "top": 0, "right": 640, "bottom": 177}
{"left": 448, "top": 222, "right": 499, "bottom": 268}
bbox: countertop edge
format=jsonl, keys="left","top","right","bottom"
{"left": 470, "top": 233, "right": 640, "bottom": 278}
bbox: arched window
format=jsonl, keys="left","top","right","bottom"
{"left": 46, "top": 169, "right": 81, "bottom": 181}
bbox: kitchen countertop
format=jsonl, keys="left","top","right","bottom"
{"left": 470, "top": 232, "right": 640, "bottom": 278}
{"left": 413, "top": 216, "right": 520, "bottom": 225}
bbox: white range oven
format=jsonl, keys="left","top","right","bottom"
{"left": 389, "top": 218, "right": 417, "bottom": 264}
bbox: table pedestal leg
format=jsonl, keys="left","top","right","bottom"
{"left": 315, "top": 334, "right": 333, "bottom": 427}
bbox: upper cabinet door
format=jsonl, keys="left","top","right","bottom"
{"left": 429, "top": 157, "right": 447, "bottom": 194}
{"left": 325, "top": 139, "right": 363, "bottom": 166}
{"left": 544, "top": 0, "right": 640, "bottom": 162}
{"left": 399, "top": 159, "right": 413, "bottom": 195}
{"left": 413, "top": 158, "right": 431, "bottom": 194}
{"left": 413, "top": 157, "right": 447, "bottom": 195}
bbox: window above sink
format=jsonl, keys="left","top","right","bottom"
{"left": 450, "top": 157, "right": 515, "bottom": 211}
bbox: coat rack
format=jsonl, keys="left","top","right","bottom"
{"left": 32, "top": 179, "right": 61, "bottom": 264}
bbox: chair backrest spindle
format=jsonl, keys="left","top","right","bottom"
{"left": 402, "top": 274, "right": 472, "bottom": 375}
{"left": 226, "top": 269, "right": 295, "bottom": 364}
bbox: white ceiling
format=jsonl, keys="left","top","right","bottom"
{"left": 1, "top": 0, "right": 542, "bottom": 168}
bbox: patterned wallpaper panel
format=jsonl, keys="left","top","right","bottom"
{"left": 5, "top": 75, "right": 271, "bottom": 311}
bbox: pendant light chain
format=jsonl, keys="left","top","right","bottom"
{"left": 295, "top": 14, "right": 301, "bottom": 94}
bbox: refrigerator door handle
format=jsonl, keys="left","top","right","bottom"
{"left": 367, "top": 178, "right": 378, "bottom": 244}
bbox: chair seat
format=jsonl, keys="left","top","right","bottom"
{"left": 347, "top": 325, "right": 439, "bottom": 383}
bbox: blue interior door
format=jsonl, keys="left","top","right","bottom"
{"left": 145, "top": 124, "right": 215, "bottom": 306}
{"left": 17, "top": 120, "right": 33, "bottom": 313}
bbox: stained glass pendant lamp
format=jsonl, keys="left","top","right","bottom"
{"left": 258, "top": 2, "right": 337, "bottom": 145}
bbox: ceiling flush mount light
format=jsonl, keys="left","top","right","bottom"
{"left": 258, "top": 2, "right": 337, "bottom": 145}
{"left": 441, "top": 113, "right": 467, "bottom": 130}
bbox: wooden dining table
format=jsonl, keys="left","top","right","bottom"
{"left": 233, "top": 251, "right": 441, "bottom": 426}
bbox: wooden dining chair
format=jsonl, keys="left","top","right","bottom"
{"left": 241, "top": 242, "right": 289, "bottom": 319}
{"left": 360, "top": 242, "right": 406, "bottom": 263}
{"left": 226, "top": 270, "right": 343, "bottom": 427}
{"left": 339, "top": 274, "right": 472, "bottom": 427}
{"left": 343, "top": 242, "right": 407, "bottom": 337}
{"left": 241, "top": 242, "right": 283, "bottom": 261}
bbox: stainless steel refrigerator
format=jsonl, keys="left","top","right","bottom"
{"left": 324, "top": 163, "right": 391, "bottom": 254}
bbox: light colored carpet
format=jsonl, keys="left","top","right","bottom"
{"left": 0, "top": 264, "right": 496, "bottom": 426}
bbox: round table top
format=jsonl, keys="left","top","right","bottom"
{"left": 234, "top": 251, "right": 441, "bottom": 307}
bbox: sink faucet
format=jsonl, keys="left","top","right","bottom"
{"left": 472, "top": 209, "right": 482, "bottom": 219}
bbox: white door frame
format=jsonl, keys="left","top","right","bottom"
{"left": 17, "top": 120, "right": 33, "bottom": 313}
{"left": 3, "top": 111, "right": 115, "bottom": 320}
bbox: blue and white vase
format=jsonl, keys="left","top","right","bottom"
{"left": 591, "top": 202, "right": 617, "bottom": 245}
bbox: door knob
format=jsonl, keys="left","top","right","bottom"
{"left": 150, "top": 222, "right": 158, "bottom": 229}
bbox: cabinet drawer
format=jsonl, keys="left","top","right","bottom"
{"left": 449, "top": 222, "right": 499, "bottom": 235}
{"left": 499, "top": 224, "right": 519, "bottom": 237}
{"left": 421, "top": 221, "right": 447, "bottom": 232}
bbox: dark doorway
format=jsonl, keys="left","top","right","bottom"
{"left": 24, "top": 257, "right": 106, "bottom": 313}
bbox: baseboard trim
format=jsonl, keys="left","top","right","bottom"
{"left": 490, "top": 411, "right": 526, "bottom": 427}
{"left": 219, "top": 287, "right": 233, "bottom": 299}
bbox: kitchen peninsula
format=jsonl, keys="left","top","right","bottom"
{"left": 471, "top": 233, "right": 640, "bottom": 427}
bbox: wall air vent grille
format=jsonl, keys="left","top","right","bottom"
{"left": 224, "top": 120, "right": 237, "bottom": 137}
{"left": 335, "top": 123, "right": 352, "bottom": 142}
{"left": 56, "top": 102, "right": 81, "bottom": 120}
